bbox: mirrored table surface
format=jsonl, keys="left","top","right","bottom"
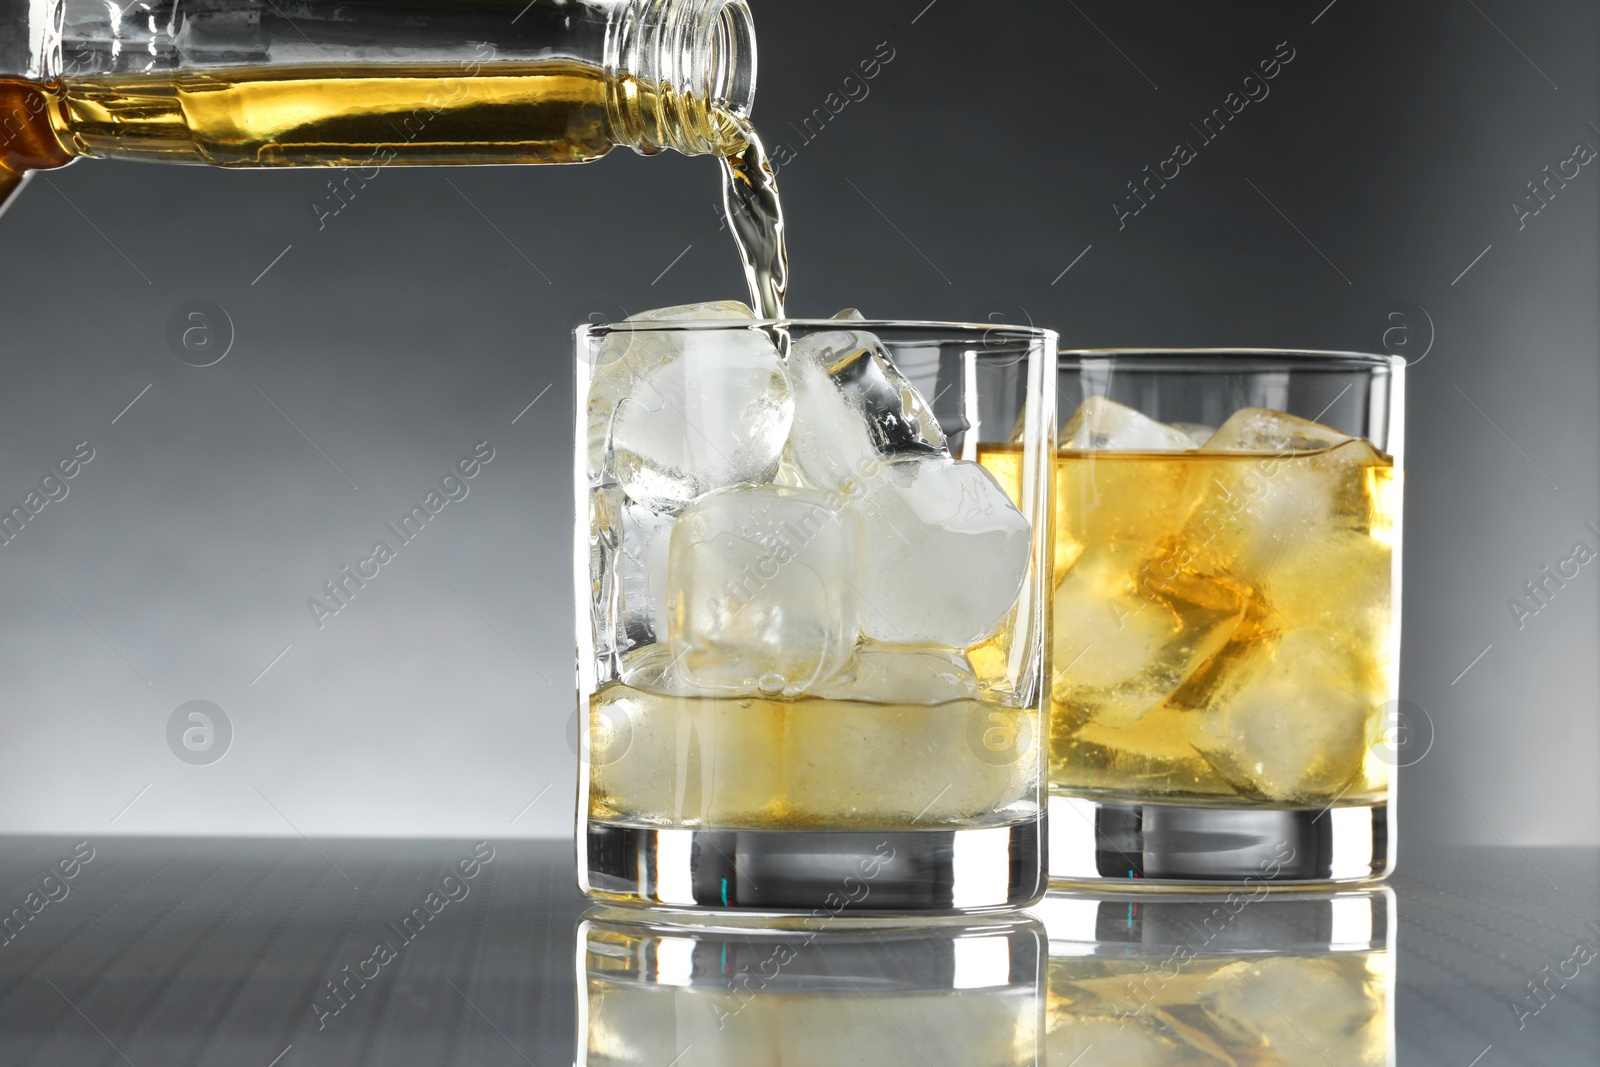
{"left": 0, "top": 838, "right": 1594, "bottom": 1065}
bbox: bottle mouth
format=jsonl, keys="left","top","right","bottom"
{"left": 710, "top": 0, "right": 757, "bottom": 118}
{"left": 609, "top": 0, "right": 760, "bottom": 156}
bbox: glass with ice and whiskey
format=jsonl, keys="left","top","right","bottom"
{"left": 577, "top": 311, "right": 1057, "bottom": 911}
{"left": 1043, "top": 350, "right": 1404, "bottom": 885}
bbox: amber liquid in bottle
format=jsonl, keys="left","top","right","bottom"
{"left": 0, "top": 78, "right": 75, "bottom": 205}
{"left": 0, "top": 61, "right": 787, "bottom": 315}
{"left": 14, "top": 61, "right": 685, "bottom": 167}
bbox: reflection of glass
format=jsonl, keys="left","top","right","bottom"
{"left": 576, "top": 320, "right": 1057, "bottom": 911}
{"left": 1050, "top": 351, "right": 1404, "bottom": 885}
{"left": 1035, "top": 888, "right": 1395, "bottom": 1066}
{"left": 577, "top": 909, "right": 1046, "bottom": 1065}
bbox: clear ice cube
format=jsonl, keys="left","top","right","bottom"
{"left": 610, "top": 327, "right": 793, "bottom": 508}
{"left": 784, "top": 343, "right": 881, "bottom": 493}
{"left": 666, "top": 486, "right": 862, "bottom": 695}
{"left": 786, "top": 328, "right": 947, "bottom": 492}
{"left": 1202, "top": 407, "right": 1353, "bottom": 453}
{"left": 1183, "top": 436, "right": 1386, "bottom": 580}
{"left": 853, "top": 458, "right": 1031, "bottom": 648}
{"left": 1171, "top": 422, "right": 1217, "bottom": 447}
{"left": 588, "top": 485, "right": 625, "bottom": 662}
{"left": 585, "top": 300, "right": 755, "bottom": 475}
{"left": 811, "top": 643, "right": 979, "bottom": 705}
{"left": 617, "top": 501, "right": 675, "bottom": 648}
{"left": 1052, "top": 546, "right": 1249, "bottom": 730}
{"left": 1187, "top": 428, "right": 1396, "bottom": 669}
{"left": 617, "top": 642, "right": 720, "bottom": 697}
{"left": 1064, "top": 396, "right": 1197, "bottom": 451}
{"left": 1188, "top": 627, "right": 1374, "bottom": 802}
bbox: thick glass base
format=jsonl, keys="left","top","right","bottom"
{"left": 583, "top": 816, "right": 1046, "bottom": 913}
{"left": 1047, "top": 794, "right": 1390, "bottom": 887}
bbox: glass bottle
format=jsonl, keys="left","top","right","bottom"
{"left": 0, "top": 0, "right": 757, "bottom": 209}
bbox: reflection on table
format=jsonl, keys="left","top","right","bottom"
{"left": 1036, "top": 887, "right": 1395, "bottom": 1066}
{"left": 577, "top": 908, "right": 1046, "bottom": 1066}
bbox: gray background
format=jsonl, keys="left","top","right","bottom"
{"left": 0, "top": 0, "right": 1594, "bottom": 845}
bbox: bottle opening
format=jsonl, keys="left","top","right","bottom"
{"left": 712, "top": 0, "right": 757, "bottom": 119}
{"left": 609, "top": 0, "right": 758, "bottom": 156}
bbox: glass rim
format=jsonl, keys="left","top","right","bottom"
{"left": 1057, "top": 347, "right": 1402, "bottom": 371}
{"left": 577, "top": 319, "right": 1058, "bottom": 339}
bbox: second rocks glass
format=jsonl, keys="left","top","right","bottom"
{"left": 577, "top": 315, "right": 1057, "bottom": 912}
{"left": 1048, "top": 350, "right": 1404, "bottom": 885}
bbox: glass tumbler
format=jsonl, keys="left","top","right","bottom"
{"left": 576, "top": 319, "right": 1058, "bottom": 911}
{"left": 1049, "top": 350, "right": 1404, "bottom": 885}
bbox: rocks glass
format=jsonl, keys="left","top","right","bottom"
{"left": 1048, "top": 350, "right": 1404, "bottom": 885}
{"left": 576, "top": 313, "right": 1057, "bottom": 911}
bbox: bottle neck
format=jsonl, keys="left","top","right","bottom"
{"left": 606, "top": 0, "right": 756, "bottom": 156}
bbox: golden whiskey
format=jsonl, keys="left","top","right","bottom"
{"left": 41, "top": 61, "right": 742, "bottom": 166}
{"left": 587, "top": 665, "right": 1037, "bottom": 831}
{"left": 978, "top": 442, "right": 1397, "bottom": 809}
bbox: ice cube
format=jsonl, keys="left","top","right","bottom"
{"left": 1052, "top": 546, "right": 1249, "bottom": 730}
{"left": 1181, "top": 436, "right": 1387, "bottom": 581}
{"left": 587, "top": 485, "right": 626, "bottom": 662}
{"left": 823, "top": 331, "right": 947, "bottom": 456}
{"left": 811, "top": 643, "right": 979, "bottom": 705}
{"left": 1202, "top": 407, "right": 1352, "bottom": 453}
{"left": 1171, "top": 422, "right": 1216, "bottom": 447}
{"left": 617, "top": 501, "right": 675, "bottom": 648}
{"left": 786, "top": 328, "right": 947, "bottom": 492}
{"left": 616, "top": 642, "right": 720, "bottom": 697}
{"left": 1063, "top": 396, "right": 1197, "bottom": 451}
{"left": 853, "top": 458, "right": 1032, "bottom": 648}
{"left": 1185, "top": 411, "right": 1386, "bottom": 608}
{"left": 666, "top": 486, "right": 862, "bottom": 695}
{"left": 611, "top": 327, "right": 793, "bottom": 508}
{"left": 783, "top": 345, "right": 881, "bottom": 493}
{"left": 1188, "top": 627, "right": 1374, "bottom": 803}
{"left": 585, "top": 300, "right": 755, "bottom": 475}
